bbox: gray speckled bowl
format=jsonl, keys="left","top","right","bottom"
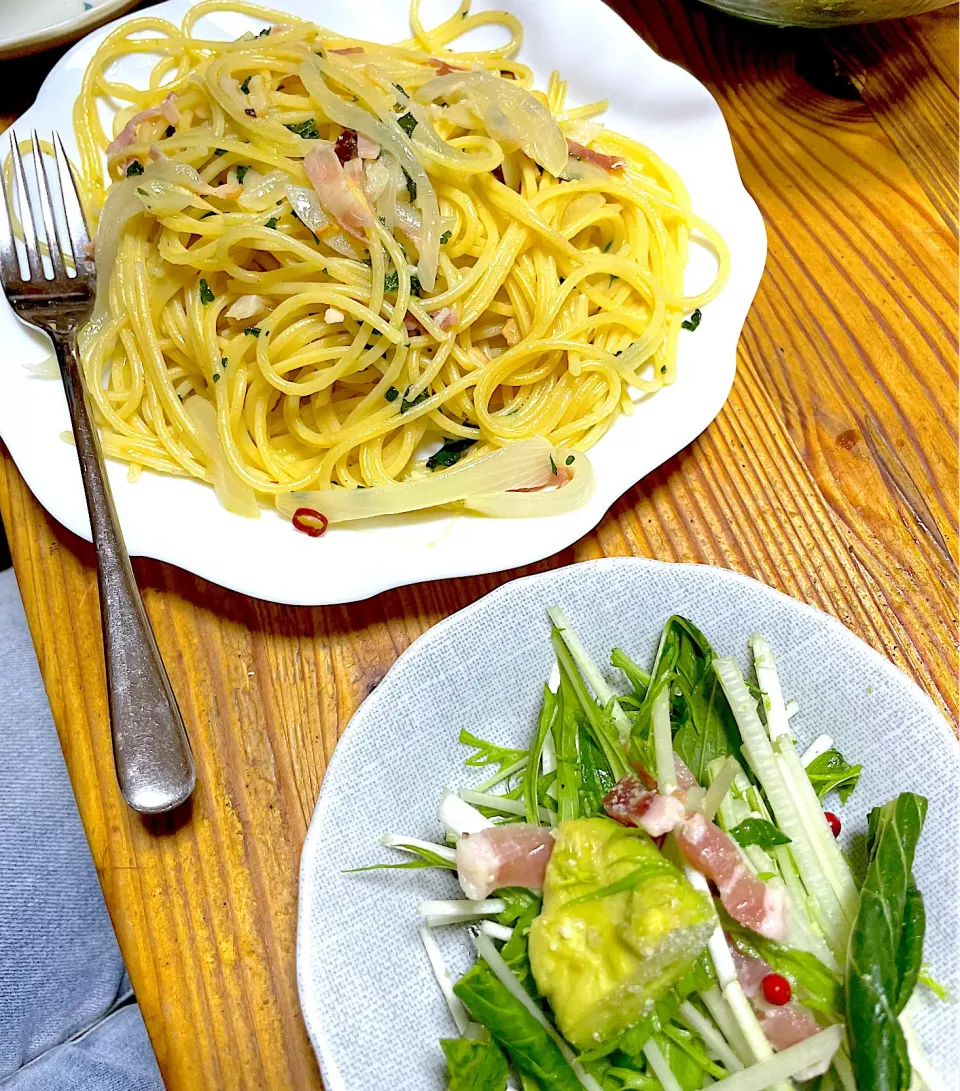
{"left": 298, "top": 558, "right": 959, "bottom": 1091}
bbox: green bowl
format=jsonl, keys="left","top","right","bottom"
{"left": 695, "top": 0, "right": 952, "bottom": 27}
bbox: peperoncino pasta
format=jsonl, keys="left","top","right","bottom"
{"left": 71, "top": 0, "right": 729, "bottom": 527}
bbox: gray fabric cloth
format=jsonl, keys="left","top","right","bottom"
{"left": 9, "top": 1009, "right": 163, "bottom": 1091}
{"left": 0, "top": 568, "right": 164, "bottom": 1090}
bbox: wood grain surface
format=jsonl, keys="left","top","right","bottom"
{"left": 0, "top": 2, "right": 957, "bottom": 1089}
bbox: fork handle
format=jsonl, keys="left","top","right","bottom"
{"left": 52, "top": 331, "right": 195, "bottom": 814}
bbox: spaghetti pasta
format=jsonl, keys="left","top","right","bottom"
{"left": 72, "top": 0, "right": 728, "bottom": 525}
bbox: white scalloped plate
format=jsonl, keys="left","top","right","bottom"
{"left": 0, "top": 0, "right": 138, "bottom": 60}
{"left": 0, "top": 0, "right": 766, "bottom": 605}
{"left": 297, "top": 558, "right": 959, "bottom": 1091}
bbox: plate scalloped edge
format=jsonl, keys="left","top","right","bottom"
{"left": 296, "top": 556, "right": 959, "bottom": 1091}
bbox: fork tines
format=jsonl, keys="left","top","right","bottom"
{"left": 0, "top": 129, "right": 93, "bottom": 289}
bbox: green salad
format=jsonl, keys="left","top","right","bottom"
{"left": 350, "top": 610, "right": 943, "bottom": 1091}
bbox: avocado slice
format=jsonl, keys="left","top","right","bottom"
{"left": 528, "top": 816, "right": 715, "bottom": 1051}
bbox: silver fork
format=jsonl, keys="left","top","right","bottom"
{"left": 0, "top": 130, "right": 195, "bottom": 814}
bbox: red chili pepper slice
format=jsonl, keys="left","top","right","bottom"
{"left": 292, "top": 507, "right": 328, "bottom": 537}
{"left": 334, "top": 128, "right": 358, "bottom": 164}
{"left": 825, "top": 811, "right": 841, "bottom": 838}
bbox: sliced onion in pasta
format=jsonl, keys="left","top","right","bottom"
{"left": 364, "top": 156, "right": 392, "bottom": 203}
{"left": 562, "top": 119, "right": 604, "bottom": 145}
{"left": 378, "top": 155, "right": 404, "bottom": 233}
{"left": 299, "top": 55, "right": 442, "bottom": 291}
{"left": 393, "top": 204, "right": 455, "bottom": 244}
{"left": 90, "top": 159, "right": 216, "bottom": 327}
{"left": 415, "top": 70, "right": 568, "bottom": 176}
{"left": 276, "top": 438, "right": 555, "bottom": 524}
{"left": 89, "top": 179, "right": 147, "bottom": 326}
{"left": 463, "top": 450, "right": 594, "bottom": 518}
{"left": 560, "top": 156, "right": 609, "bottom": 183}
{"left": 184, "top": 397, "right": 260, "bottom": 519}
{"left": 325, "top": 230, "right": 367, "bottom": 259}
{"left": 285, "top": 183, "right": 329, "bottom": 234}
{"left": 134, "top": 178, "right": 196, "bottom": 216}
{"left": 394, "top": 199, "right": 421, "bottom": 238}
{"left": 239, "top": 168, "right": 290, "bottom": 211}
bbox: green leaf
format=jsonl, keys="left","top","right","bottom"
{"left": 125, "top": 160, "right": 144, "bottom": 176}
{"left": 552, "top": 670, "right": 583, "bottom": 823}
{"left": 632, "top": 616, "right": 745, "bottom": 785}
{"left": 728, "top": 927, "right": 842, "bottom": 1019}
{"left": 427, "top": 437, "right": 476, "bottom": 471}
{"left": 846, "top": 792, "right": 928, "bottom": 1091}
{"left": 440, "top": 1036, "right": 509, "bottom": 1091}
{"left": 383, "top": 268, "right": 421, "bottom": 297}
{"left": 729, "top": 818, "right": 791, "bottom": 850}
{"left": 343, "top": 842, "right": 457, "bottom": 872}
{"left": 199, "top": 278, "right": 214, "bottom": 305}
{"left": 236, "top": 164, "right": 250, "bottom": 184}
{"left": 674, "top": 950, "right": 716, "bottom": 1001}
{"left": 610, "top": 647, "right": 650, "bottom": 701}
{"left": 244, "top": 326, "right": 261, "bottom": 337}
{"left": 240, "top": 75, "right": 252, "bottom": 94}
{"left": 918, "top": 967, "right": 951, "bottom": 1002}
{"left": 440, "top": 230, "right": 452, "bottom": 244}
{"left": 805, "top": 748, "right": 862, "bottom": 804}
{"left": 524, "top": 685, "right": 557, "bottom": 826}
{"left": 681, "top": 308, "right": 702, "bottom": 332}
{"left": 495, "top": 887, "right": 541, "bottom": 926}
{"left": 398, "top": 112, "right": 418, "bottom": 136}
{"left": 551, "top": 627, "right": 630, "bottom": 781}
{"left": 264, "top": 216, "right": 278, "bottom": 229}
{"left": 400, "top": 386, "right": 430, "bottom": 414}
{"left": 460, "top": 729, "right": 526, "bottom": 773}
{"left": 384, "top": 386, "right": 400, "bottom": 402}
{"left": 657, "top": 1028, "right": 722, "bottom": 1087}
{"left": 454, "top": 961, "right": 581, "bottom": 1091}
{"left": 200, "top": 210, "right": 217, "bottom": 219}
{"left": 499, "top": 897, "right": 542, "bottom": 999}
{"left": 577, "top": 729, "right": 614, "bottom": 818}
{"left": 402, "top": 166, "right": 417, "bottom": 202}
{"left": 284, "top": 118, "right": 320, "bottom": 139}
{"left": 895, "top": 884, "right": 925, "bottom": 1015}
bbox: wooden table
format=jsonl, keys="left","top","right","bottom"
{"left": 1, "top": 3, "right": 956, "bottom": 1088}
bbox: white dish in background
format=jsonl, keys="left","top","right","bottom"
{"left": 297, "top": 557, "right": 959, "bottom": 1091}
{"left": 0, "top": 0, "right": 766, "bottom": 605}
{"left": 0, "top": 0, "right": 137, "bottom": 60}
